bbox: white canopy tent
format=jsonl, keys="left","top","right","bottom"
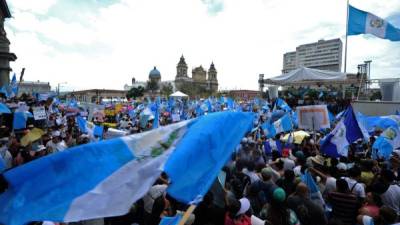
{"left": 169, "top": 91, "right": 189, "bottom": 98}
{"left": 264, "top": 67, "right": 346, "bottom": 86}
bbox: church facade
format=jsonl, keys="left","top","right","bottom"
{"left": 125, "top": 55, "right": 219, "bottom": 97}
{"left": 174, "top": 55, "right": 218, "bottom": 95}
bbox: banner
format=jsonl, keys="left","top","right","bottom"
{"left": 296, "top": 105, "right": 330, "bottom": 130}
{"left": 33, "top": 106, "right": 47, "bottom": 121}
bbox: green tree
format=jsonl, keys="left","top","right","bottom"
{"left": 126, "top": 86, "right": 145, "bottom": 99}
{"left": 160, "top": 83, "right": 174, "bottom": 97}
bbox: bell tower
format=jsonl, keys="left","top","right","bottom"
{"left": 208, "top": 62, "right": 218, "bottom": 92}
{"left": 176, "top": 55, "right": 188, "bottom": 78}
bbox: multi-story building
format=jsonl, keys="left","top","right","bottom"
{"left": 18, "top": 81, "right": 51, "bottom": 96}
{"left": 282, "top": 38, "right": 343, "bottom": 73}
{"left": 66, "top": 89, "right": 127, "bottom": 103}
{"left": 282, "top": 52, "right": 297, "bottom": 74}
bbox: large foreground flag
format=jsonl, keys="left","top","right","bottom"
{"left": 321, "top": 106, "right": 369, "bottom": 157}
{"left": 348, "top": 5, "right": 400, "bottom": 41}
{"left": 0, "top": 112, "right": 253, "bottom": 225}
{"left": 165, "top": 112, "right": 253, "bottom": 203}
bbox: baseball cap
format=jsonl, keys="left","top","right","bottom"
{"left": 273, "top": 188, "right": 286, "bottom": 203}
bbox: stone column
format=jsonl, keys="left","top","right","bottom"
{"left": 0, "top": 3, "right": 17, "bottom": 87}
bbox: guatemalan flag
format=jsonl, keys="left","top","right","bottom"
{"left": 264, "top": 139, "right": 283, "bottom": 155}
{"left": 0, "top": 112, "right": 253, "bottom": 225}
{"left": 262, "top": 114, "right": 293, "bottom": 138}
{"left": 301, "top": 171, "right": 325, "bottom": 208}
{"left": 348, "top": 5, "right": 400, "bottom": 41}
{"left": 321, "top": 106, "right": 369, "bottom": 158}
{"left": 357, "top": 113, "right": 400, "bottom": 134}
{"left": 274, "top": 98, "right": 292, "bottom": 112}
{"left": 372, "top": 126, "right": 400, "bottom": 160}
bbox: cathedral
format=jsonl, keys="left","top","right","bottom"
{"left": 127, "top": 55, "right": 219, "bottom": 96}
{"left": 174, "top": 55, "right": 218, "bottom": 95}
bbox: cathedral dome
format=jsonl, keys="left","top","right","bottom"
{"left": 149, "top": 66, "right": 161, "bottom": 78}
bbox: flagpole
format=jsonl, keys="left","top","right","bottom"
{"left": 178, "top": 205, "right": 196, "bottom": 225}
{"left": 344, "top": 0, "right": 349, "bottom": 73}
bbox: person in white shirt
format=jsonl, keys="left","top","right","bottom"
{"left": 343, "top": 166, "right": 366, "bottom": 200}
{"left": 242, "top": 162, "right": 260, "bottom": 184}
{"left": 0, "top": 137, "right": 12, "bottom": 169}
{"left": 378, "top": 169, "right": 400, "bottom": 216}
{"left": 46, "top": 131, "right": 68, "bottom": 153}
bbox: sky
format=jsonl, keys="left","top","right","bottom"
{"left": 4, "top": 0, "right": 400, "bottom": 91}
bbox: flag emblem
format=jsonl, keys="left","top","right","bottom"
{"left": 370, "top": 19, "right": 384, "bottom": 28}
{"left": 338, "top": 127, "right": 345, "bottom": 138}
{"left": 385, "top": 128, "right": 397, "bottom": 141}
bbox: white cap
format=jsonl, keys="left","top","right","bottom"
{"left": 51, "top": 131, "right": 61, "bottom": 137}
{"left": 236, "top": 198, "right": 250, "bottom": 216}
{"left": 337, "top": 162, "right": 347, "bottom": 171}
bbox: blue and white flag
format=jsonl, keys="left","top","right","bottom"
{"left": 262, "top": 114, "right": 293, "bottom": 138}
{"left": 0, "top": 112, "right": 253, "bottom": 225}
{"left": 335, "top": 110, "right": 345, "bottom": 121}
{"left": 0, "top": 103, "right": 11, "bottom": 114}
{"left": 301, "top": 171, "right": 325, "bottom": 208}
{"left": 159, "top": 215, "right": 182, "bottom": 225}
{"left": 321, "top": 106, "right": 368, "bottom": 157}
{"left": 372, "top": 126, "right": 400, "bottom": 160}
{"left": 264, "top": 139, "right": 282, "bottom": 155}
{"left": 153, "top": 97, "right": 160, "bottom": 129}
{"left": 77, "top": 116, "right": 88, "bottom": 133}
{"left": 164, "top": 112, "right": 253, "bottom": 204}
{"left": 357, "top": 113, "right": 400, "bottom": 133}
{"left": 275, "top": 98, "right": 292, "bottom": 112}
{"left": 9, "top": 73, "right": 18, "bottom": 98}
{"left": 348, "top": 5, "right": 400, "bottom": 41}
{"left": 13, "top": 112, "right": 27, "bottom": 130}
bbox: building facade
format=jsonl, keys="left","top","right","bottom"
{"left": 18, "top": 81, "right": 51, "bottom": 96}
{"left": 66, "top": 89, "right": 127, "bottom": 103}
{"left": 282, "top": 38, "right": 342, "bottom": 73}
{"left": 174, "top": 55, "right": 218, "bottom": 95}
{"left": 0, "top": 0, "right": 16, "bottom": 87}
{"left": 228, "top": 90, "right": 260, "bottom": 100}
{"left": 122, "top": 56, "right": 218, "bottom": 97}
{"left": 123, "top": 77, "right": 146, "bottom": 90}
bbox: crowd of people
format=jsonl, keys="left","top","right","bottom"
{"left": 0, "top": 94, "right": 399, "bottom": 225}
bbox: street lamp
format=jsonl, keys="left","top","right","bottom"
{"left": 57, "top": 82, "right": 67, "bottom": 96}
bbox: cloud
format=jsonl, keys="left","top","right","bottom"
{"left": 201, "top": 0, "right": 224, "bottom": 15}
{"left": 8, "top": 0, "right": 57, "bottom": 15}
{"left": 4, "top": 0, "right": 400, "bottom": 92}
